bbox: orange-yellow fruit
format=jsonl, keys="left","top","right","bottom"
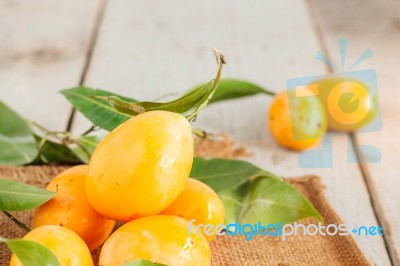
{"left": 161, "top": 178, "right": 225, "bottom": 241}
{"left": 9, "top": 225, "right": 93, "bottom": 266}
{"left": 314, "top": 77, "right": 378, "bottom": 132}
{"left": 33, "top": 165, "right": 115, "bottom": 251}
{"left": 86, "top": 111, "right": 194, "bottom": 221}
{"left": 268, "top": 88, "right": 327, "bottom": 151}
{"left": 99, "top": 215, "right": 211, "bottom": 266}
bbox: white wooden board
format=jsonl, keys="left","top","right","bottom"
{"left": 0, "top": 0, "right": 102, "bottom": 130}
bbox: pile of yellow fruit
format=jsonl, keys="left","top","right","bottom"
{"left": 10, "top": 111, "right": 225, "bottom": 266}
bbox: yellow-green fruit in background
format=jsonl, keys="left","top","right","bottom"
{"left": 313, "top": 77, "right": 378, "bottom": 132}
{"left": 86, "top": 110, "right": 194, "bottom": 222}
{"left": 99, "top": 215, "right": 211, "bottom": 266}
{"left": 268, "top": 88, "right": 328, "bottom": 151}
{"left": 161, "top": 178, "right": 225, "bottom": 241}
{"left": 33, "top": 165, "right": 116, "bottom": 251}
{"left": 9, "top": 225, "right": 93, "bottom": 266}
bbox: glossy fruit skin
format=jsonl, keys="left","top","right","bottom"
{"left": 314, "top": 77, "right": 378, "bottom": 132}
{"left": 99, "top": 215, "right": 211, "bottom": 266}
{"left": 9, "top": 225, "right": 93, "bottom": 266}
{"left": 161, "top": 178, "right": 225, "bottom": 241}
{"left": 268, "top": 89, "right": 327, "bottom": 151}
{"left": 33, "top": 165, "right": 115, "bottom": 251}
{"left": 86, "top": 111, "right": 194, "bottom": 222}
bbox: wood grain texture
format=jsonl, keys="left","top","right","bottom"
{"left": 0, "top": 0, "right": 101, "bottom": 130}
{"left": 78, "top": 0, "right": 390, "bottom": 263}
{"left": 310, "top": 0, "right": 400, "bottom": 264}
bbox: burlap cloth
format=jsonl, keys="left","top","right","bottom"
{"left": 0, "top": 136, "right": 371, "bottom": 266}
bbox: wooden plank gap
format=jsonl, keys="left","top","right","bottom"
{"left": 304, "top": 0, "right": 333, "bottom": 75}
{"left": 65, "top": 0, "right": 108, "bottom": 132}
{"left": 351, "top": 133, "right": 397, "bottom": 266}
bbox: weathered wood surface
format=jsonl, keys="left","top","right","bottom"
{"left": 0, "top": 0, "right": 101, "bottom": 130}
{"left": 1, "top": 0, "right": 395, "bottom": 264}
{"left": 311, "top": 0, "right": 400, "bottom": 264}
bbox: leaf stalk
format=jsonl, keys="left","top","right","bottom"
{"left": 2, "top": 211, "right": 30, "bottom": 232}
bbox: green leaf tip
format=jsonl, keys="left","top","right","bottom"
{"left": 0, "top": 178, "right": 55, "bottom": 211}
{"left": 6, "top": 239, "right": 60, "bottom": 266}
{"left": 0, "top": 101, "right": 37, "bottom": 165}
{"left": 61, "top": 87, "right": 136, "bottom": 131}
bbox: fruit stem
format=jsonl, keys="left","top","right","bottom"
{"left": 261, "top": 89, "right": 276, "bottom": 97}
{"left": 71, "top": 140, "right": 92, "bottom": 160}
{"left": 32, "top": 132, "right": 49, "bottom": 163}
{"left": 186, "top": 48, "right": 226, "bottom": 121}
{"left": 81, "top": 125, "right": 98, "bottom": 136}
{"left": 29, "top": 120, "right": 71, "bottom": 138}
{"left": 192, "top": 129, "right": 207, "bottom": 138}
{"left": 2, "top": 211, "right": 30, "bottom": 232}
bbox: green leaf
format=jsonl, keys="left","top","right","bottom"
{"left": 71, "top": 135, "right": 102, "bottom": 163}
{"left": 219, "top": 182, "right": 250, "bottom": 224}
{"left": 0, "top": 178, "right": 55, "bottom": 211}
{"left": 0, "top": 101, "right": 37, "bottom": 165}
{"left": 6, "top": 239, "right": 60, "bottom": 266}
{"left": 61, "top": 87, "right": 137, "bottom": 131}
{"left": 122, "top": 259, "right": 167, "bottom": 266}
{"left": 237, "top": 176, "right": 322, "bottom": 224}
{"left": 209, "top": 79, "right": 275, "bottom": 103}
{"left": 97, "top": 49, "right": 226, "bottom": 121}
{"left": 190, "top": 157, "right": 265, "bottom": 193}
{"left": 33, "top": 135, "right": 81, "bottom": 164}
{"left": 96, "top": 81, "right": 212, "bottom": 116}
{"left": 190, "top": 157, "right": 322, "bottom": 225}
